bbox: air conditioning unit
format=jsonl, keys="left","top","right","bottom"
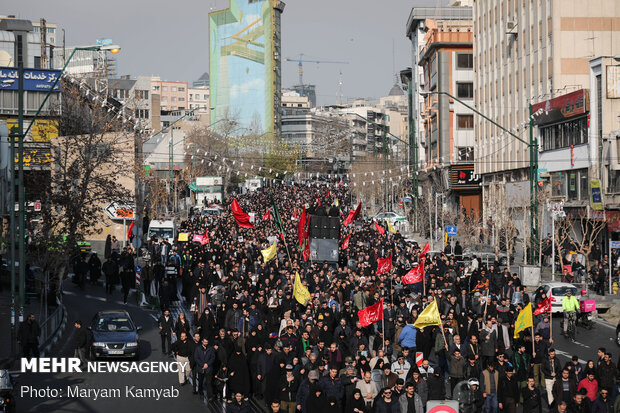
{"left": 506, "top": 21, "right": 518, "bottom": 34}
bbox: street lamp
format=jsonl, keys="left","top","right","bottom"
{"left": 9, "top": 43, "right": 120, "bottom": 356}
{"left": 420, "top": 90, "right": 539, "bottom": 264}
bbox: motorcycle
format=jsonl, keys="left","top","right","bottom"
{"left": 577, "top": 292, "right": 596, "bottom": 330}
{"left": 0, "top": 370, "right": 15, "bottom": 413}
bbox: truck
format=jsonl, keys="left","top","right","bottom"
{"left": 147, "top": 220, "right": 176, "bottom": 244}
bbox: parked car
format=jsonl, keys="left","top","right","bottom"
{"left": 89, "top": 310, "right": 142, "bottom": 360}
{"left": 463, "top": 244, "right": 513, "bottom": 267}
{"left": 537, "top": 282, "right": 579, "bottom": 314}
{"left": 616, "top": 319, "right": 620, "bottom": 346}
{"left": 373, "top": 212, "right": 406, "bottom": 225}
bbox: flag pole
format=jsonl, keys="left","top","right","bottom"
{"left": 531, "top": 325, "right": 535, "bottom": 355}
{"left": 440, "top": 321, "right": 448, "bottom": 348}
{"left": 482, "top": 288, "right": 490, "bottom": 320}
{"left": 549, "top": 310, "right": 552, "bottom": 343}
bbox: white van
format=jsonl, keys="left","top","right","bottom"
{"left": 148, "top": 220, "right": 176, "bottom": 244}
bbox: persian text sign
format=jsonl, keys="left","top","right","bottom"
{"left": 0, "top": 67, "right": 62, "bottom": 91}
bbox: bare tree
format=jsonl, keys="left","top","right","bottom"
{"left": 34, "top": 84, "right": 132, "bottom": 294}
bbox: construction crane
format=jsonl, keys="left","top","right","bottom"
{"left": 285, "top": 53, "right": 349, "bottom": 86}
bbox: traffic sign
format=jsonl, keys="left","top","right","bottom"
{"left": 445, "top": 226, "right": 457, "bottom": 236}
{"left": 427, "top": 401, "right": 458, "bottom": 413}
{"left": 104, "top": 201, "right": 135, "bottom": 221}
{"left": 415, "top": 352, "right": 423, "bottom": 367}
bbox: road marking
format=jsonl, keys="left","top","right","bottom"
{"left": 555, "top": 349, "right": 587, "bottom": 364}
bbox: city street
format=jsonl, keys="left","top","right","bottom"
{"left": 13, "top": 282, "right": 219, "bottom": 412}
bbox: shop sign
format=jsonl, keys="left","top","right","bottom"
{"left": 532, "top": 89, "right": 589, "bottom": 125}
{"left": 590, "top": 179, "right": 603, "bottom": 211}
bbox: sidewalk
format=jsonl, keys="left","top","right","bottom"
{"left": 0, "top": 288, "right": 48, "bottom": 367}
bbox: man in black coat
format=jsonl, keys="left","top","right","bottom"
{"left": 18, "top": 313, "right": 40, "bottom": 358}
{"left": 73, "top": 320, "right": 89, "bottom": 369}
{"left": 102, "top": 258, "right": 119, "bottom": 295}
{"left": 158, "top": 309, "right": 174, "bottom": 356}
{"left": 88, "top": 252, "right": 102, "bottom": 285}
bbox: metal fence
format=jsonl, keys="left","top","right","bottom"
{"left": 38, "top": 298, "right": 65, "bottom": 352}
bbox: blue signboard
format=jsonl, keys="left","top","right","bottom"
{"left": 0, "top": 67, "right": 62, "bottom": 92}
{"left": 611, "top": 241, "right": 620, "bottom": 249}
{"left": 445, "top": 225, "right": 457, "bottom": 236}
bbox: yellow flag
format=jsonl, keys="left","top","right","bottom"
{"left": 334, "top": 198, "right": 339, "bottom": 207}
{"left": 385, "top": 219, "right": 397, "bottom": 234}
{"left": 261, "top": 242, "right": 277, "bottom": 262}
{"left": 413, "top": 299, "right": 442, "bottom": 329}
{"left": 513, "top": 302, "right": 533, "bottom": 338}
{"left": 294, "top": 272, "right": 311, "bottom": 306}
{"left": 178, "top": 232, "right": 189, "bottom": 242}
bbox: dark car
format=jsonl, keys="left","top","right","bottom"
{"left": 89, "top": 310, "right": 142, "bottom": 360}
{"left": 616, "top": 319, "right": 620, "bottom": 346}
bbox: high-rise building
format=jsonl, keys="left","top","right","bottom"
{"left": 472, "top": 0, "right": 620, "bottom": 221}
{"left": 406, "top": 4, "right": 473, "bottom": 178}
{"left": 208, "top": 0, "right": 285, "bottom": 135}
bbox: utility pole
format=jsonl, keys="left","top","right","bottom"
{"left": 529, "top": 103, "right": 539, "bottom": 265}
{"left": 17, "top": 63, "right": 25, "bottom": 332}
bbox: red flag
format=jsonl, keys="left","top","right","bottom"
{"left": 293, "top": 186, "right": 297, "bottom": 195}
{"left": 358, "top": 300, "right": 384, "bottom": 327}
{"left": 201, "top": 228, "right": 209, "bottom": 246}
{"left": 342, "top": 233, "right": 351, "bottom": 250}
{"left": 377, "top": 253, "right": 392, "bottom": 275}
{"left": 316, "top": 194, "right": 321, "bottom": 206}
{"left": 326, "top": 190, "right": 331, "bottom": 198}
{"left": 262, "top": 210, "right": 271, "bottom": 221}
{"left": 374, "top": 221, "right": 385, "bottom": 235}
{"left": 298, "top": 208, "right": 307, "bottom": 248}
{"left": 127, "top": 221, "right": 134, "bottom": 240}
{"left": 294, "top": 207, "right": 298, "bottom": 220}
{"left": 533, "top": 297, "right": 552, "bottom": 315}
{"left": 343, "top": 202, "right": 362, "bottom": 226}
{"left": 302, "top": 239, "right": 311, "bottom": 261}
{"left": 231, "top": 199, "right": 255, "bottom": 229}
{"left": 403, "top": 264, "right": 424, "bottom": 284}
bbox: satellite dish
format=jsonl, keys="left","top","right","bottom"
{"left": 0, "top": 50, "right": 13, "bottom": 66}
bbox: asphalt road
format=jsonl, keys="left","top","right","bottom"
{"left": 13, "top": 281, "right": 221, "bottom": 413}
{"left": 13, "top": 280, "right": 618, "bottom": 413}
{"left": 551, "top": 314, "right": 618, "bottom": 364}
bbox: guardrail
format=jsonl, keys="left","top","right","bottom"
{"left": 38, "top": 297, "right": 67, "bottom": 356}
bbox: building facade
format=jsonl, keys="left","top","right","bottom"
{"left": 472, "top": 0, "right": 620, "bottom": 229}
{"left": 151, "top": 77, "right": 188, "bottom": 111}
{"left": 418, "top": 17, "right": 481, "bottom": 219}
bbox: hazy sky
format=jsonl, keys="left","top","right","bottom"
{"left": 8, "top": 0, "right": 447, "bottom": 105}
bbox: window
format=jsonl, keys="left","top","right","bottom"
{"left": 179, "top": 97, "right": 185, "bottom": 101}
{"left": 135, "top": 109, "right": 149, "bottom": 119}
{"left": 189, "top": 94, "right": 193, "bottom": 100}
{"left": 456, "top": 53, "right": 473, "bottom": 69}
{"left": 178, "top": 87, "right": 185, "bottom": 92}
{"left": 540, "top": 117, "right": 588, "bottom": 151}
{"left": 172, "top": 97, "right": 177, "bottom": 102}
{"left": 162, "top": 96, "right": 167, "bottom": 101}
{"left": 162, "top": 86, "right": 167, "bottom": 91}
{"left": 135, "top": 90, "right": 149, "bottom": 99}
{"left": 172, "top": 87, "right": 177, "bottom": 92}
{"left": 456, "top": 82, "right": 474, "bottom": 99}
{"left": 457, "top": 114, "right": 474, "bottom": 129}
{"left": 203, "top": 94, "right": 208, "bottom": 100}
{"left": 48, "top": 27, "right": 55, "bottom": 34}
{"left": 152, "top": 86, "right": 160, "bottom": 91}
{"left": 550, "top": 169, "right": 589, "bottom": 200}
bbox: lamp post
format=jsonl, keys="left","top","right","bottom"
{"left": 10, "top": 43, "right": 120, "bottom": 355}
{"left": 420, "top": 90, "right": 539, "bottom": 265}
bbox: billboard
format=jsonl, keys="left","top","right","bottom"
{"left": 209, "top": 0, "right": 283, "bottom": 135}
{"left": 532, "top": 89, "right": 589, "bottom": 126}
{"left": 0, "top": 67, "right": 62, "bottom": 91}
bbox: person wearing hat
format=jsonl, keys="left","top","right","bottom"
{"left": 279, "top": 364, "right": 299, "bottom": 413}
{"left": 390, "top": 353, "right": 411, "bottom": 382}
{"left": 296, "top": 370, "right": 320, "bottom": 413}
